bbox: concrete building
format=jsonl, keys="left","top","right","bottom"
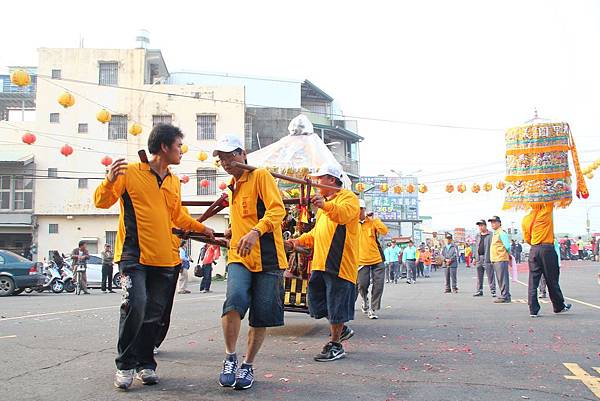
{"left": 168, "top": 73, "right": 364, "bottom": 183}
{"left": 0, "top": 46, "right": 245, "bottom": 269}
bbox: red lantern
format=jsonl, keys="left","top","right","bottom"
{"left": 219, "top": 182, "right": 227, "bottom": 191}
{"left": 181, "top": 175, "right": 190, "bottom": 184}
{"left": 60, "top": 144, "right": 73, "bottom": 157}
{"left": 101, "top": 155, "right": 113, "bottom": 167}
{"left": 21, "top": 132, "right": 36, "bottom": 145}
{"left": 200, "top": 179, "right": 210, "bottom": 188}
{"left": 446, "top": 184, "right": 454, "bottom": 193}
{"left": 457, "top": 183, "right": 467, "bottom": 193}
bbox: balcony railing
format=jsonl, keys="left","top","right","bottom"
{"left": 338, "top": 157, "right": 360, "bottom": 176}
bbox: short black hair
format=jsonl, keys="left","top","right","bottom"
{"left": 78, "top": 240, "right": 86, "bottom": 247}
{"left": 148, "top": 124, "right": 184, "bottom": 155}
{"left": 334, "top": 177, "right": 343, "bottom": 187}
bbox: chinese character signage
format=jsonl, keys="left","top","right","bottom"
{"left": 361, "top": 176, "right": 419, "bottom": 221}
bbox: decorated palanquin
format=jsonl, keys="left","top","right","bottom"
{"left": 503, "top": 121, "right": 589, "bottom": 210}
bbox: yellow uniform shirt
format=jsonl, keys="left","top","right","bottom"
{"left": 94, "top": 162, "right": 205, "bottom": 267}
{"left": 490, "top": 229, "right": 510, "bottom": 262}
{"left": 358, "top": 218, "right": 388, "bottom": 266}
{"left": 227, "top": 168, "right": 287, "bottom": 272}
{"left": 522, "top": 205, "right": 554, "bottom": 245}
{"left": 297, "top": 189, "right": 360, "bottom": 283}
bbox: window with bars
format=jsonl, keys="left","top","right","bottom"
{"left": 13, "top": 175, "right": 33, "bottom": 210}
{"left": 108, "top": 115, "right": 128, "bottom": 140}
{"left": 197, "top": 169, "right": 217, "bottom": 195}
{"left": 0, "top": 176, "right": 10, "bottom": 210}
{"left": 50, "top": 113, "right": 59, "bottom": 123}
{"left": 51, "top": 69, "right": 61, "bottom": 79}
{"left": 197, "top": 114, "right": 217, "bottom": 140}
{"left": 105, "top": 231, "right": 117, "bottom": 249}
{"left": 49, "top": 224, "right": 59, "bottom": 234}
{"left": 48, "top": 168, "right": 58, "bottom": 178}
{"left": 78, "top": 123, "right": 88, "bottom": 134}
{"left": 78, "top": 179, "right": 88, "bottom": 189}
{"left": 152, "top": 115, "right": 172, "bottom": 127}
{"left": 99, "top": 61, "right": 118, "bottom": 86}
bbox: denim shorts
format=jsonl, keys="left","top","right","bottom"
{"left": 222, "top": 263, "right": 284, "bottom": 328}
{"left": 308, "top": 270, "right": 356, "bottom": 324}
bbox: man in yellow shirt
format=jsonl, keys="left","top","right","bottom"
{"left": 522, "top": 205, "right": 571, "bottom": 317}
{"left": 213, "top": 135, "right": 288, "bottom": 390}
{"left": 287, "top": 162, "right": 360, "bottom": 362}
{"left": 357, "top": 200, "right": 389, "bottom": 319}
{"left": 94, "top": 124, "right": 214, "bottom": 390}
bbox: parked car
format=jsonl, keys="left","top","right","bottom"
{"left": 0, "top": 250, "right": 45, "bottom": 296}
{"left": 84, "top": 254, "right": 121, "bottom": 289}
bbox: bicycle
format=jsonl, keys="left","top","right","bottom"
{"left": 75, "top": 265, "right": 86, "bottom": 295}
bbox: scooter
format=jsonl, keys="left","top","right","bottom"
{"left": 60, "top": 263, "right": 75, "bottom": 293}
{"left": 26, "top": 263, "right": 65, "bottom": 293}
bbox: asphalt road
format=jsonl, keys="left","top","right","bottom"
{"left": 1, "top": 261, "right": 599, "bottom": 401}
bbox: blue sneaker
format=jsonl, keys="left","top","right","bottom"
{"left": 219, "top": 354, "right": 238, "bottom": 387}
{"left": 234, "top": 363, "right": 254, "bottom": 390}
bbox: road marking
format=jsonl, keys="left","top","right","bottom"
{"left": 0, "top": 335, "right": 17, "bottom": 339}
{"left": 0, "top": 294, "right": 224, "bottom": 322}
{"left": 515, "top": 280, "right": 600, "bottom": 310}
{"left": 563, "top": 363, "right": 600, "bottom": 398}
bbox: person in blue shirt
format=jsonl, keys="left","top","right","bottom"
{"left": 177, "top": 241, "right": 191, "bottom": 294}
{"left": 388, "top": 240, "right": 401, "bottom": 284}
{"left": 402, "top": 240, "right": 418, "bottom": 284}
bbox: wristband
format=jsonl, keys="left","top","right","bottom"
{"left": 251, "top": 228, "right": 261, "bottom": 236}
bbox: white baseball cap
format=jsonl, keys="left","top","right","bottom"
{"left": 311, "top": 162, "right": 343, "bottom": 180}
{"left": 212, "top": 135, "right": 244, "bottom": 156}
{"left": 359, "top": 199, "right": 366, "bottom": 208}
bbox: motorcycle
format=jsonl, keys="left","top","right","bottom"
{"left": 25, "top": 263, "right": 64, "bottom": 293}
{"left": 61, "top": 263, "right": 75, "bottom": 293}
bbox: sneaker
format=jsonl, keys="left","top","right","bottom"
{"left": 530, "top": 312, "right": 540, "bottom": 318}
{"left": 494, "top": 298, "right": 511, "bottom": 303}
{"left": 453, "top": 288, "right": 459, "bottom": 294}
{"left": 114, "top": 369, "right": 135, "bottom": 390}
{"left": 444, "top": 289, "right": 452, "bottom": 293}
{"left": 219, "top": 354, "right": 238, "bottom": 387}
{"left": 473, "top": 292, "right": 483, "bottom": 297}
{"left": 135, "top": 369, "right": 159, "bottom": 385}
{"left": 339, "top": 325, "right": 354, "bottom": 342}
{"left": 556, "top": 303, "right": 572, "bottom": 314}
{"left": 491, "top": 291, "right": 497, "bottom": 298}
{"left": 368, "top": 310, "right": 379, "bottom": 319}
{"left": 153, "top": 347, "right": 159, "bottom": 355}
{"left": 314, "top": 342, "right": 346, "bottom": 362}
{"left": 109, "top": 290, "right": 116, "bottom": 293}
{"left": 102, "top": 290, "right": 107, "bottom": 294}
{"left": 234, "top": 363, "right": 254, "bottom": 390}
{"left": 361, "top": 303, "right": 369, "bottom": 314}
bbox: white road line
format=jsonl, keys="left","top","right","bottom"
{"left": 0, "top": 294, "right": 224, "bottom": 322}
{"left": 0, "top": 335, "right": 17, "bottom": 339}
{"left": 515, "top": 279, "right": 600, "bottom": 310}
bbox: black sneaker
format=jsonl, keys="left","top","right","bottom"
{"left": 530, "top": 312, "right": 540, "bottom": 318}
{"left": 340, "top": 325, "right": 354, "bottom": 342}
{"left": 473, "top": 292, "right": 483, "bottom": 297}
{"left": 314, "top": 342, "right": 346, "bottom": 362}
{"left": 234, "top": 363, "right": 254, "bottom": 390}
{"left": 491, "top": 291, "right": 497, "bottom": 298}
{"left": 219, "top": 354, "right": 238, "bottom": 387}
{"left": 556, "top": 303, "right": 572, "bottom": 314}
{"left": 444, "top": 289, "right": 451, "bottom": 293}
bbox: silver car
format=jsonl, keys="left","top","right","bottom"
{"left": 84, "top": 254, "right": 121, "bottom": 289}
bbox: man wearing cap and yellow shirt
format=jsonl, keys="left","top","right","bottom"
{"left": 288, "top": 162, "right": 360, "bottom": 362}
{"left": 488, "top": 216, "right": 512, "bottom": 304}
{"left": 213, "top": 135, "right": 288, "bottom": 390}
{"left": 357, "top": 200, "right": 389, "bottom": 319}
{"left": 521, "top": 205, "right": 571, "bottom": 317}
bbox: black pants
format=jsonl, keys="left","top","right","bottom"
{"left": 101, "top": 263, "right": 113, "bottom": 292}
{"left": 155, "top": 267, "right": 180, "bottom": 349}
{"left": 528, "top": 245, "right": 566, "bottom": 314}
{"left": 200, "top": 264, "right": 213, "bottom": 291}
{"left": 116, "top": 262, "right": 179, "bottom": 371}
{"left": 417, "top": 262, "right": 424, "bottom": 277}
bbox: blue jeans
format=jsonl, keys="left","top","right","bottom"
{"left": 222, "top": 263, "right": 284, "bottom": 328}
{"left": 200, "top": 264, "right": 212, "bottom": 291}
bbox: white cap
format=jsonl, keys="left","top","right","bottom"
{"left": 212, "top": 135, "right": 244, "bottom": 156}
{"left": 359, "top": 199, "right": 366, "bottom": 208}
{"left": 311, "top": 162, "right": 343, "bottom": 180}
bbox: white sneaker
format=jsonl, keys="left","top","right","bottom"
{"left": 368, "top": 310, "right": 379, "bottom": 319}
{"left": 361, "top": 303, "right": 369, "bottom": 314}
{"left": 153, "top": 347, "right": 159, "bottom": 355}
{"left": 135, "top": 368, "right": 159, "bottom": 385}
{"left": 114, "top": 369, "right": 135, "bottom": 390}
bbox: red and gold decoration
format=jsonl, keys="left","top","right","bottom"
{"left": 503, "top": 121, "right": 588, "bottom": 210}
{"left": 496, "top": 181, "right": 506, "bottom": 190}
{"left": 219, "top": 182, "right": 228, "bottom": 191}
{"left": 418, "top": 184, "right": 428, "bottom": 193}
{"left": 21, "top": 132, "right": 36, "bottom": 145}
{"left": 457, "top": 183, "right": 466, "bottom": 193}
{"left": 379, "top": 183, "right": 389, "bottom": 193}
{"left": 355, "top": 182, "right": 366, "bottom": 192}
{"left": 406, "top": 183, "right": 416, "bottom": 193}
{"left": 200, "top": 179, "right": 210, "bottom": 188}
{"left": 96, "top": 109, "right": 112, "bottom": 124}
{"left": 445, "top": 183, "right": 454, "bottom": 193}
{"left": 181, "top": 144, "right": 189, "bottom": 154}
{"left": 10, "top": 69, "right": 31, "bottom": 87}
{"left": 393, "top": 184, "right": 403, "bottom": 194}
{"left": 180, "top": 175, "right": 190, "bottom": 184}
{"left": 57, "top": 92, "right": 75, "bottom": 108}
{"left": 198, "top": 151, "right": 208, "bottom": 162}
{"left": 483, "top": 182, "right": 493, "bottom": 192}
{"left": 471, "top": 183, "right": 481, "bottom": 193}
{"left": 128, "top": 123, "right": 142, "bottom": 136}
{"left": 101, "top": 155, "right": 113, "bottom": 167}
{"left": 60, "top": 144, "right": 74, "bottom": 157}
